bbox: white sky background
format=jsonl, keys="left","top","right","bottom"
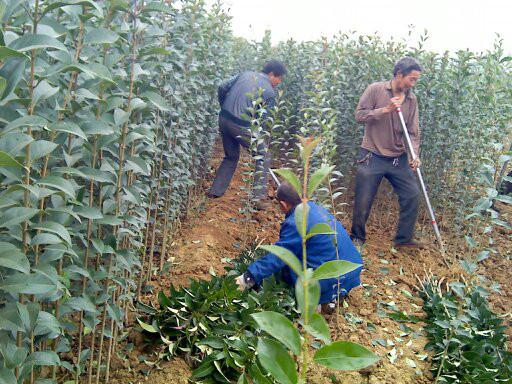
{"left": 219, "top": 0, "right": 512, "bottom": 54}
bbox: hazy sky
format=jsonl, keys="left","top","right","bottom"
{"left": 221, "top": 0, "right": 511, "bottom": 54}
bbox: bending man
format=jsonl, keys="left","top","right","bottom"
{"left": 208, "top": 60, "right": 287, "bottom": 210}
{"left": 236, "top": 182, "right": 363, "bottom": 313}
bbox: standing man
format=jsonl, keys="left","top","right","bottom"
{"left": 351, "top": 57, "right": 424, "bottom": 249}
{"left": 207, "top": 60, "right": 287, "bottom": 210}
{"left": 236, "top": 182, "right": 363, "bottom": 313}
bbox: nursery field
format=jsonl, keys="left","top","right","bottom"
{"left": 109, "top": 146, "right": 511, "bottom": 384}
{"left": 0, "top": 0, "right": 511, "bottom": 383}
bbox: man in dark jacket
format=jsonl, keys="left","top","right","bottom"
{"left": 208, "top": 60, "right": 287, "bottom": 210}
{"left": 236, "top": 182, "right": 363, "bottom": 311}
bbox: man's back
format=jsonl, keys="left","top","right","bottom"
{"left": 221, "top": 71, "right": 275, "bottom": 121}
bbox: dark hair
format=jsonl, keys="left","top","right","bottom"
{"left": 393, "top": 57, "right": 422, "bottom": 77}
{"left": 262, "top": 60, "right": 287, "bottom": 77}
{"left": 276, "top": 182, "right": 301, "bottom": 207}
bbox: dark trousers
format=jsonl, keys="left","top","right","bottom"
{"left": 351, "top": 149, "right": 420, "bottom": 244}
{"left": 209, "top": 115, "right": 270, "bottom": 199}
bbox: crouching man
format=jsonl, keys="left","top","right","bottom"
{"left": 236, "top": 182, "right": 363, "bottom": 314}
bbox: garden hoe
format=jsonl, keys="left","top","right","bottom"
{"left": 396, "top": 108, "right": 448, "bottom": 261}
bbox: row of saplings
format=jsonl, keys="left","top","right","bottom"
{"left": 138, "top": 140, "right": 511, "bottom": 383}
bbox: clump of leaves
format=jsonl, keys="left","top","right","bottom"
{"left": 138, "top": 249, "right": 297, "bottom": 383}
{"left": 420, "top": 276, "right": 512, "bottom": 383}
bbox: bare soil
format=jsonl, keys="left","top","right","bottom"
{"left": 110, "top": 144, "right": 511, "bottom": 384}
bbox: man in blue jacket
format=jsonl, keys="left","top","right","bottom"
{"left": 236, "top": 182, "right": 363, "bottom": 313}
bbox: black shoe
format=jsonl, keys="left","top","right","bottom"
{"left": 206, "top": 192, "right": 221, "bottom": 199}
{"left": 394, "top": 239, "right": 426, "bottom": 249}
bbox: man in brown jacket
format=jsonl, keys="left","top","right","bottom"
{"left": 351, "top": 57, "right": 424, "bottom": 249}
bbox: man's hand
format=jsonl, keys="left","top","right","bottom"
{"left": 235, "top": 272, "right": 256, "bottom": 290}
{"left": 385, "top": 97, "right": 402, "bottom": 113}
{"left": 409, "top": 157, "right": 421, "bottom": 171}
{"left": 235, "top": 274, "right": 246, "bottom": 290}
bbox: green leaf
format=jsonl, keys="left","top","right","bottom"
{"left": 312, "top": 260, "right": 361, "bottom": 280}
{"left": 29, "top": 140, "right": 58, "bottom": 162}
{"left": 38, "top": 176, "right": 75, "bottom": 199}
{"left": 273, "top": 168, "right": 302, "bottom": 197}
{"left": 0, "top": 46, "right": 28, "bottom": 60}
{"left": 248, "top": 364, "right": 272, "bottom": 384}
{"left": 313, "top": 341, "right": 379, "bottom": 370}
{"left": 50, "top": 121, "right": 87, "bottom": 140}
{"left": 137, "top": 318, "right": 158, "bottom": 333}
{"left": 46, "top": 63, "right": 115, "bottom": 84}
{"left": 306, "top": 223, "right": 334, "bottom": 239}
{"left": 0, "top": 242, "right": 30, "bottom": 273}
{"left": 33, "top": 80, "right": 59, "bottom": 106}
{"left": 9, "top": 34, "right": 68, "bottom": 52}
{"left": 0, "top": 151, "right": 23, "bottom": 167}
{"left": 257, "top": 338, "right": 298, "bottom": 384}
{"left": 84, "top": 28, "right": 120, "bottom": 45}
{"left": 75, "top": 206, "right": 103, "bottom": 220}
{"left": 0, "top": 367, "right": 17, "bottom": 384}
{"left": 191, "top": 361, "right": 215, "bottom": 379}
{"left": 2, "top": 115, "right": 48, "bottom": 135}
{"left": 196, "top": 337, "right": 224, "bottom": 349}
{"left": 141, "top": 91, "right": 171, "bottom": 112}
{"left": 251, "top": 311, "right": 301, "bottom": 355}
{"left": 0, "top": 57, "right": 26, "bottom": 100}
{"left": 0, "top": 207, "right": 39, "bottom": 228}
{"left": 31, "top": 221, "right": 72, "bottom": 245}
{"left": 142, "top": 2, "right": 173, "bottom": 13}
{"left": 308, "top": 165, "right": 335, "bottom": 197}
{"left": 299, "top": 137, "right": 321, "bottom": 166}
{"left": 41, "top": 0, "right": 102, "bottom": 16}
{"left": 295, "top": 277, "right": 320, "bottom": 319}
{"left": 259, "top": 245, "right": 303, "bottom": 279}
{"left": 0, "top": 273, "right": 57, "bottom": 295}
{"left": 237, "top": 372, "right": 249, "bottom": 384}
{"left": 294, "top": 202, "right": 309, "bottom": 239}
{"left": 66, "top": 296, "right": 97, "bottom": 313}
{"left": 0, "top": 76, "right": 6, "bottom": 97}
{"left": 303, "top": 313, "right": 331, "bottom": 344}
{"left": 24, "top": 351, "right": 60, "bottom": 366}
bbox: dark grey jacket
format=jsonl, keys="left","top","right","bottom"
{"left": 218, "top": 71, "right": 275, "bottom": 127}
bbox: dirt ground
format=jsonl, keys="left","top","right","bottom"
{"left": 110, "top": 144, "right": 511, "bottom": 384}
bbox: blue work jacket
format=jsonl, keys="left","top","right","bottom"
{"left": 247, "top": 201, "right": 363, "bottom": 304}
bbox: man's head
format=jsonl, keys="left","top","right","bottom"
{"left": 276, "top": 181, "right": 301, "bottom": 213}
{"left": 393, "top": 57, "right": 422, "bottom": 90}
{"left": 263, "top": 60, "right": 287, "bottom": 88}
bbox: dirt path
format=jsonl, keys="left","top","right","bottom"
{"left": 111, "top": 145, "right": 511, "bottom": 384}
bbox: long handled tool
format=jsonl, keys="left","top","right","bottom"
{"left": 396, "top": 108, "right": 446, "bottom": 255}
{"left": 269, "top": 168, "right": 281, "bottom": 187}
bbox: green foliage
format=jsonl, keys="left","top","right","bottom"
{"left": 140, "top": 250, "right": 297, "bottom": 383}
{"left": 0, "top": 0, "right": 232, "bottom": 381}
{"left": 421, "top": 278, "right": 512, "bottom": 383}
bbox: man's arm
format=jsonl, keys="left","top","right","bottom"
{"left": 407, "top": 99, "right": 421, "bottom": 157}
{"left": 355, "top": 84, "right": 388, "bottom": 123}
{"left": 246, "top": 220, "right": 301, "bottom": 285}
